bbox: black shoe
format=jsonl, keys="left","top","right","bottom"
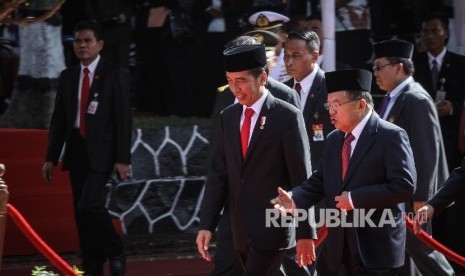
{"left": 109, "top": 254, "right": 126, "bottom": 276}
{"left": 82, "top": 261, "right": 104, "bottom": 276}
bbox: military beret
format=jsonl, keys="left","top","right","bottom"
{"left": 243, "top": 29, "right": 280, "bottom": 49}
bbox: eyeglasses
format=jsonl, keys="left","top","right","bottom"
{"left": 372, "top": 63, "right": 396, "bottom": 72}
{"left": 324, "top": 99, "right": 360, "bottom": 111}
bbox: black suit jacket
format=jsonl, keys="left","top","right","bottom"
{"left": 413, "top": 50, "right": 465, "bottom": 169}
{"left": 292, "top": 112, "right": 416, "bottom": 270}
{"left": 200, "top": 93, "right": 312, "bottom": 252}
{"left": 429, "top": 157, "right": 465, "bottom": 214}
{"left": 284, "top": 68, "right": 334, "bottom": 167}
{"left": 45, "top": 59, "right": 132, "bottom": 172}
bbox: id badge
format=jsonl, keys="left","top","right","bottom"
{"left": 312, "top": 124, "right": 324, "bottom": 141}
{"left": 87, "top": 100, "right": 99, "bottom": 115}
{"left": 435, "top": 90, "right": 446, "bottom": 103}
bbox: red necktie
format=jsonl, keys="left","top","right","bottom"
{"left": 294, "top": 82, "right": 302, "bottom": 97}
{"left": 241, "top": 108, "right": 254, "bottom": 158}
{"left": 79, "top": 67, "right": 90, "bottom": 137}
{"left": 459, "top": 108, "right": 465, "bottom": 154}
{"left": 341, "top": 133, "right": 355, "bottom": 181}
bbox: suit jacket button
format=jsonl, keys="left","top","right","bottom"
{"left": 241, "top": 179, "right": 246, "bottom": 184}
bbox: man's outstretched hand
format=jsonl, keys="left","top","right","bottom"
{"left": 270, "top": 187, "right": 297, "bottom": 216}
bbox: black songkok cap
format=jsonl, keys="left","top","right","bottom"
{"left": 223, "top": 44, "right": 267, "bottom": 72}
{"left": 373, "top": 39, "right": 414, "bottom": 59}
{"left": 325, "top": 69, "right": 372, "bottom": 93}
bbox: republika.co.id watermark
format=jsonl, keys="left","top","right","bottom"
{"left": 265, "top": 208, "right": 423, "bottom": 228}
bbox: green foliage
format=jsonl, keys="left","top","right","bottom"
{"left": 31, "top": 265, "right": 84, "bottom": 276}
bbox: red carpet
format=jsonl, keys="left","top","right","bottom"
{"left": 0, "top": 128, "right": 79, "bottom": 256}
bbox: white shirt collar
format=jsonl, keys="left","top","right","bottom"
{"left": 427, "top": 48, "right": 446, "bottom": 69}
{"left": 389, "top": 76, "right": 412, "bottom": 98}
{"left": 81, "top": 55, "right": 100, "bottom": 74}
{"left": 294, "top": 64, "right": 319, "bottom": 110}
{"left": 243, "top": 88, "right": 269, "bottom": 116}
{"left": 349, "top": 109, "right": 373, "bottom": 142}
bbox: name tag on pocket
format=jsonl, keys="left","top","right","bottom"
{"left": 87, "top": 100, "right": 99, "bottom": 115}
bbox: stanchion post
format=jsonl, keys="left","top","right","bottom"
{"left": 0, "top": 163, "right": 9, "bottom": 271}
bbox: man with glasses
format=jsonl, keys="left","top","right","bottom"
{"left": 372, "top": 39, "right": 454, "bottom": 276}
{"left": 272, "top": 68, "right": 416, "bottom": 275}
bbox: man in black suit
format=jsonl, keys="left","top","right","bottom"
{"left": 414, "top": 157, "right": 465, "bottom": 233}
{"left": 210, "top": 35, "right": 303, "bottom": 276}
{"left": 272, "top": 69, "right": 416, "bottom": 275}
{"left": 197, "top": 42, "right": 312, "bottom": 275}
{"left": 412, "top": 15, "right": 465, "bottom": 274}
{"left": 373, "top": 39, "right": 454, "bottom": 276}
{"left": 283, "top": 27, "right": 333, "bottom": 168}
{"left": 413, "top": 13, "right": 465, "bottom": 171}
{"left": 282, "top": 27, "right": 334, "bottom": 275}
{"left": 42, "top": 20, "right": 131, "bottom": 276}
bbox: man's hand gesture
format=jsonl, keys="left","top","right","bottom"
{"left": 270, "top": 187, "right": 297, "bottom": 216}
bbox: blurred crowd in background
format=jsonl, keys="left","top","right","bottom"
{"left": 0, "top": 0, "right": 458, "bottom": 118}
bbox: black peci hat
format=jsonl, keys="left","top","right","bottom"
{"left": 223, "top": 44, "right": 267, "bottom": 72}
{"left": 325, "top": 69, "right": 372, "bottom": 93}
{"left": 373, "top": 39, "right": 414, "bottom": 59}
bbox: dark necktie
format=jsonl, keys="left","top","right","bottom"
{"left": 378, "top": 94, "right": 391, "bottom": 118}
{"left": 341, "top": 133, "right": 355, "bottom": 181}
{"left": 431, "top": 59, "right": 439, "bottom": 91}
{"left": 294, "top": 82, "right": 302, "bottom": 97}
{"left": 80, "top": 67, "right": 90, "bottom": 138}
{"left": 240, "top": 108, "right": 254, "bottom": 158}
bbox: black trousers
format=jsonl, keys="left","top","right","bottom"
{"left": 68, "top": 130, "right": 124, "bottom": 265}
{"left": 212, "top": 209, "right": 310, "bottom": 276}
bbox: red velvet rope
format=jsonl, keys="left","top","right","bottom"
{"left": 6, "top": 204, "right": 78, "bottom": 276}
{"left": 404, "top": 214, "right": 465, "bottom": 267}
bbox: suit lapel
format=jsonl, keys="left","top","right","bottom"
{"left": 385, "top": 82, "right": 411, "bottom": 123}
{"left": 341, "top": 113, "right": 378, "bottom": 190}
{"left": 89, "top": 60, "right": 104, "bottom": 102}
{"left": 230, "top": 104, "right": 243, "bottom": 162}
{"left": 303, "top": 69, "right": 324, "bottom": 116}
{"left": 439, "top": 51, "right": 452, "bottom": 83}
{"left": 243, "top": 93, "right": 275, "bottom": 163}
{"left": 70, "top": 65, "right": 81, "bottom": 122}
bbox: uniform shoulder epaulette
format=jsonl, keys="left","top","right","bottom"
{"left": 217, "top": 84, "right": 229, "bottom": 93}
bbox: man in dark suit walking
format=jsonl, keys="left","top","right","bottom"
{"left": 197, "top": 42, "right": 312, "bottom": 275}
{"left": 209, "top": 35, "right": 302, "bottom": 276}
{"left": 272, "top": 68, "right": 416, "bottom": 275}
{"left": 373, "top": 39, "right": 454, "bottom": 276}
{"left": 412, "top": 15, "right": 465, "bottom": 274}
{"left": 283, "top": 27, "right": 333, "bottom": 169}
{"left": 412, "top": 13, "right": 465, "bottom": 171}
{"left": 42, "top": 20, "right": 131, "bottom": 276}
